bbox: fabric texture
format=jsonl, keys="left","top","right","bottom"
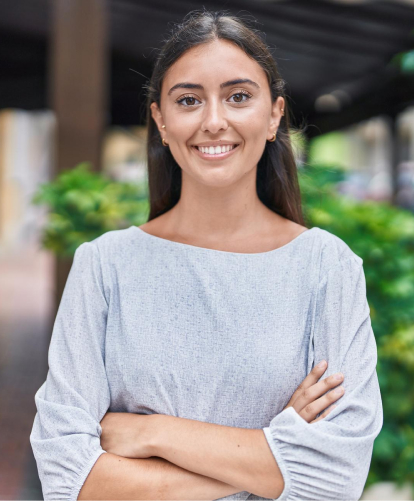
{"left": 30, "top": 225, "right": 383, "bottom": 501}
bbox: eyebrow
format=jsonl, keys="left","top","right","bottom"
{"left": 167, "top": 78, "right": 260, "bottom": 96}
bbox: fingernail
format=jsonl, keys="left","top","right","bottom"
{"left": 335, "top": 386, "right": 344, "bottom": 394}
{"left": 317, "top": 360, "right": 327, "bottom": 368}
{"left": 335, "top": 373, "right": 343, "bottom": 380}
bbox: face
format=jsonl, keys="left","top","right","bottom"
{"left": 150, "top": 38, "right": 284, "bottom": 188}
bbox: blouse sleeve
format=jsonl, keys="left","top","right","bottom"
{"left": 262, "top": 254, "right": 383, "bottom": 501}
{"left": 30, "top": 241, "right": 111, "bottom": 501}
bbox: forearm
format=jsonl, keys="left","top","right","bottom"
{"left": 150, "top": 415, "right": 284, "bottom": 499}
{"left": 78, "top": 452, "right": 243, "bottom": 500}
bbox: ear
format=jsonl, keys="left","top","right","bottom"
{"left": 150, "top": 102, "right": 166, "bottom": 136}
{"left": 267, "top": 96, "right": 285, "bottom": 141}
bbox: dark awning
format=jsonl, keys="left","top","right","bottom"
{"left": 0, "top": 0, "right": 413, "bottom": 137}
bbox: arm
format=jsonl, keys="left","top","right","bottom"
{"left": 78, "top": 453, "right": 243, "bottom": 500}
{"left": 148, "top": 414, "right": 283, "bottom": 499}
{"left": 30, "top": 241, "right": 243, "bottom": 501}
{"left": 261, "top": 254, "right": 383, "bottom": 500}
{"left": 30, "top": 242, "right": 111, "bottom": 501}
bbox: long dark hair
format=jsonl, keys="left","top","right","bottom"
{"left": 144, "top": 9, "right": 307, "bottom": 226}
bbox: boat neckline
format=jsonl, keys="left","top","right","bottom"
{"left": 130, "top": 225, "right": 318, "bottom": 257}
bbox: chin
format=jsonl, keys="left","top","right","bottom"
{"left": 196, "top": 170, "right": 245, "bottom": 188}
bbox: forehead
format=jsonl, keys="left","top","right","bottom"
{"left": 162, "top": 39, "right": 267, "bottom": 92}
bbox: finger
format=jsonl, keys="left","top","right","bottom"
{"left": 293, "top": 371, "right": 344, "bottom": 411}
{"left": 310, "top": 405, "right": 337, "bottom": 424}
{"left": 298, "top": 386, "right": 345, "bottom": 422}
{"left": 285, "top": 360, "right": 328, "bottom": 407}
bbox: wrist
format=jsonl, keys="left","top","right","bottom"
{"left": 145, "top": 413, "right": 165, "bottom": 457}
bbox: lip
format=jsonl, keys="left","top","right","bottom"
{"left": 191, "top": 144, "right": 240, "bottom": 161}
{"left": 193, "top": 141, "right": 240, "bottom": 147}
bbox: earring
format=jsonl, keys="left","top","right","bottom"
{"left": 161, "top": 125, "right": 168, "bottom": 146}
{"left": 268, "top": 131, "right": 277, "bottom": 142}
{"left": 281, "top": 109, "right": 285, "bottom": 116}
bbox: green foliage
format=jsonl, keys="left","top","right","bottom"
{"left": 31, "top": 162, "right": 149, "bottom": 256}
{"left": 300, "top": 163, "right": 414, "bottom": 492}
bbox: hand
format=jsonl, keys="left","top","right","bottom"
{"left": 100, "top": 412, "right": 155, "bottom": 459}
{"left": 283, "top": 361, "right": 345, "bottom": 424}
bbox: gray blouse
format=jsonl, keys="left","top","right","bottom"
{"left": 30, "top": 225, "right": 383, "bottom": 500}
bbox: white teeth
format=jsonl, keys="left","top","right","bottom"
{"left": 197, "top": 145, "right": 236, "bottom": 154}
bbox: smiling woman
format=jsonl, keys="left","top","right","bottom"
{"left": 30, "top": 8, "right": 383, "bottom": 501}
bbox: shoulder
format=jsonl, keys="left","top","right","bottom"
{"left": 311, "top": 227, "right": 363, "bottom": 274}
{"left": 88, "top": 226, "right": 136, "bottom": 251}
{"left": 309, "top": 229, "right": 368, "bottom": 315}
{"left": 72, "top": 228, "right": 138, "bottom": 298}
{"left": 75, "top": 227, "right": 137, "bottom": 266}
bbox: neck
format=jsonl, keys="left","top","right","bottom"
{"left": 163, "top": 170, "right": 282, "bottom": 243}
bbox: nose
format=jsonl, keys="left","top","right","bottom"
{"left": 200, "top": 98, "right": 228, "bottom": 134}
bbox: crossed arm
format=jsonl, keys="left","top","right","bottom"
{"left": 78, "top": 413, "right": 284, "bottom": 500}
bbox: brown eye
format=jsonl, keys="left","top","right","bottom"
{"left": 229, "top": 91, "right": 252, "bottom": 104}
{"left": 176, "top": 95, "right": 200, "bottom": 107}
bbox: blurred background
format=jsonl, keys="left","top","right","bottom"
{"left": 1, "top": 0, "right": 414, "bottom": 499}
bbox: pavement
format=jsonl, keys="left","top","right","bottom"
{"left": 0, "top": 240, "right": 54, "bottom": 500}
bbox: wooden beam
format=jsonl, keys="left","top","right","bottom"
{"left": 49, "top": 0, "right": 109, "bottom": 316}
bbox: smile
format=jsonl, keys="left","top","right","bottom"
{"left": 192, "top": 144, "right": 240, "bottom": 160}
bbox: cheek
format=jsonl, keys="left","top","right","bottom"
{"left": 168, "top": 113, "right": 198, "bottom": 138}
{"left": 228, "top": 108, "right": 269, "bottom": 136}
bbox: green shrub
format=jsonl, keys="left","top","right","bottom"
{"left": 32, "top": 162, "right": 149, "bottom": 256}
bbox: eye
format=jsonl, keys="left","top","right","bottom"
{"left": 176, "top": 95, "right": 201, "bottom": 107}
{"left": 229, "top": 90, "right": 252, "bottom": 103}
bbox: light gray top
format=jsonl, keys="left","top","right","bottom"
{"left": 30, "top": 225, "right": 383, "bottom": 501}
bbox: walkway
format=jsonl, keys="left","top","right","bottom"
{"left": 0, "top": 241, "right": 53, "bottom": 499}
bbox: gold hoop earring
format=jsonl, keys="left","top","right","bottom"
{"left": 268, "top": 131, "right": 277, "bottom": 142}
{"left": 162, "top": 138, "right": 169, "bottom": 147}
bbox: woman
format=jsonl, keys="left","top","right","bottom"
{"left": 30, "top": 10, "right": 383, "bottom": 501}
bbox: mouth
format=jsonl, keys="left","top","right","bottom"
{"left": 192, "top": 144, "right": 240, "bottom": 160}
